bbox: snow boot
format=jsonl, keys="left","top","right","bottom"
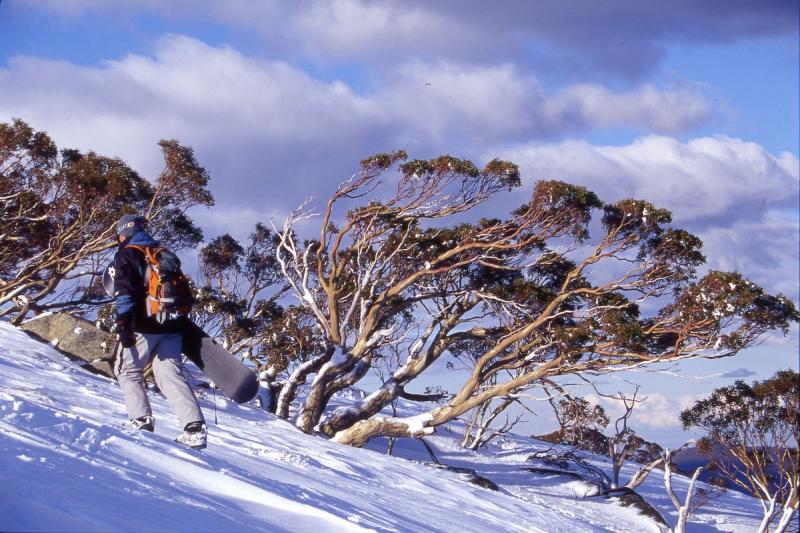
{"left": 130, "top": 415, "right": 155, "bottom": 432}
{"left": 176, "top": 421, "right": 207, "bottom": 449}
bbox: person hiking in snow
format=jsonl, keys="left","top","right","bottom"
{"left": 112, "top": 214, "right": 207, "bottom": 449}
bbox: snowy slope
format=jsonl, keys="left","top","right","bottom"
{"left": 0, "top": 320, "right": 765, "bottom": 532}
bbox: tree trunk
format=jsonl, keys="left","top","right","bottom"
{"left": 10, "top": 305, "right": 29, "bottom": 325}
{"left": 610, "top": 456, "right": 622, "bottom": 490}
{"left": 324, "top": 358, "right": 372, "bottom": 402}
{"left": 319, "top": 380, "right": 399, "bottom": 437}
{"left": 625, "top": 456, "right": 665, "bottom": 490}
{"left": 465, "top": 397, "right": 514, "bottom": 451}
{"left": 295, "top": 349, "right": 357, "bottom": 432}
{"left": 664, "top": 449, "right": 703, "bottom": 533}
{"left": 297, "top": 357, "right": 373, "bottom": 434}
{"left": 332, "top": 414, "right": 434, "bottom": 447}
{"left": 466, "top": 428, "right": 486, "bottom": 451}
{"left": 773, "top": 500, "right": 797, "bottom": 533}
{"left": 334, "top": 356, "right": 564, "bottom": 447}
{"left": 311, "top": 307, "right": 472, "bottom": 436}
{"left": 462, "top": 402, "right": 489, "bottom": 449}
{"left": 319, "top": 334, "right": 467, "bottom": 436}
{"left": 756, "top": 498, "right": 778, "bottom": 533}
{"left": 674, "top": 507, "right": 689, "bottom": 533}
{"left": 275, "top": 348, "right": 332, "bottom": 420}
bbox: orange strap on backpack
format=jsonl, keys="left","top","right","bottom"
{"left": 126, "top": 244, "right": 168, "bottom": 318}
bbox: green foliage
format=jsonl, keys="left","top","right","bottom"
{"left": 360, "top": 150, "right": 408, "bottom": 173}
{"left": 0, "top": 118, "right": 214, "bottom": 320}
{"left": 483, "top": 158, "right": 522, "bottom": 189}
{"left": 153, "top": 207, "right": 204, "bottom": 250}
{"left": 156, "top": 139, "right": 214, "bottom": 207}
{"left": 523, "top": 180, "right": 602, "bottom": 241}
{"left": 258, "top": 305, "right": 326, "bottom": 373}
{"left": 400, "top": 156, "right": 480, "bottom": 179}
{"left": 553, "top": 396, "right": 610, "bottom": 445}
{"left": 194, "top": 224, "right": 309, "bottom": 372}
{"left": 244, "top": 223, "right": 283, "bottom": 289}
{"left": 602, "top": 199, "right": 671, "bottom": 240}
{"left": 200, "top": 235, "right": 246, "bottom": 277}
{"left": 681, "top": 369, "right": 799, "bottom": 509}
{"left": 664, "top": 272, "right": 800, "bottom": 352}
{"left": 595, "top": 294, "right": 645, "bottom": 351}
{"left": 681, "top": 370, "right": 799, "bottom": 446}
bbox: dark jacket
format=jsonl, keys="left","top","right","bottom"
{"left": 113, "top": 229, "right": 183, "bottom": 334}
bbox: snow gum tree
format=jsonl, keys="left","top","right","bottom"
{"left": 0, "top": 119, "right": 214, "bottom": 322}
{"left": 547, "top": 393, "right": 610, "bottom": 447}
{"left": 274, "top": 151, "right": 522, "bottom": 428}
{"left": 460, "top": 379, "right": 527, "bottom": 451}
{"left": 194, "top": 225, "right": 288, "bottom": 356}
{"left": 681, "top": 370, "right": 800, "bottom": 533}
{"left": 663, "top": 447, "right": 705, "bottom": 533}
{"left": 193, "top": 224, "right": 326, "bottom": 412}
{"left": 274, "top": 150, "right": 799, "bottom": 442}
{"left": 600, "top": 387, "right": 650, "bottom": 490}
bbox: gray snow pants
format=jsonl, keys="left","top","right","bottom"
{"left": 116, "top": 332, "right": 204, "bottom": 428}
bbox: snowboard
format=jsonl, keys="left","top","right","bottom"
{"left": 103, "top": 262, "right": 259, "bottom": 403}
{"left": 179, "top": 319, "right": 259, "bottom": 403}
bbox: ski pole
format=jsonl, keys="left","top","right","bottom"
{"left": 212, "top": 383, "right": 218, "bottom": 425}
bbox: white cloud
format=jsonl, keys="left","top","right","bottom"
{"left": 500, "top": 137, "right": 799, "bottom": 303}
{"left": 0, "top": 36, "right": 383, "bottom": 197}
{"left": 382, "top": 62, "right": 710, "bottom": 143}
{"left": 700, "top": 210, "right": 799, "bottom": 300}
{"left": 587, "top": 392, "right": 700, "bottom": 429}
{"left": 380, "top": 62, "right": 541, "bottom": 144}
{"left": 0, "top": 35, "right": 715, "bottom": 201}
{"left": 500, "top": 135, "right": 799, "bottom": 221}
{"left": 2, "top": 36, "right": 792, "bottom": 309}
{"left": 108, "top": 35, "right": 377, "bottom": 143}
{"left": 542, "top": 83, "right": 710, "bottom": 133}
{"left": 292, "top": 0, "right": 470, "bottom": 59}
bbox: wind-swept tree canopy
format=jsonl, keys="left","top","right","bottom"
{"left": 0, "top": 119, "right": 214, "bottom": 322}
{"left": 269, "top": 150, "right": 798, "bottom": 445}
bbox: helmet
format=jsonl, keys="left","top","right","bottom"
{"left": 116, "top": 214, "right": 147, "bottom": 237}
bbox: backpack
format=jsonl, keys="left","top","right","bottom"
{"left": 126, "top": 244, "right": 194, "bottom": 323}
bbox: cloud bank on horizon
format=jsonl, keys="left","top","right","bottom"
{"left": 1, "top": 1, "right": 797, "bottom": 407}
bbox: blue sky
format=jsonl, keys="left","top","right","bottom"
{"left": 1, "top": 0, "right": 797, "bottom": 446}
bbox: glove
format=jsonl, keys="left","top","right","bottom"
{"left": 116, "top": 315, "right": 137, "bottom": 348}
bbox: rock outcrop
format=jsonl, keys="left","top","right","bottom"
{"left": 20, "top": 313, "right": 117, "bottom": 379}
{"left": 602, "top": 487, "right": 671, "bottom": 532}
